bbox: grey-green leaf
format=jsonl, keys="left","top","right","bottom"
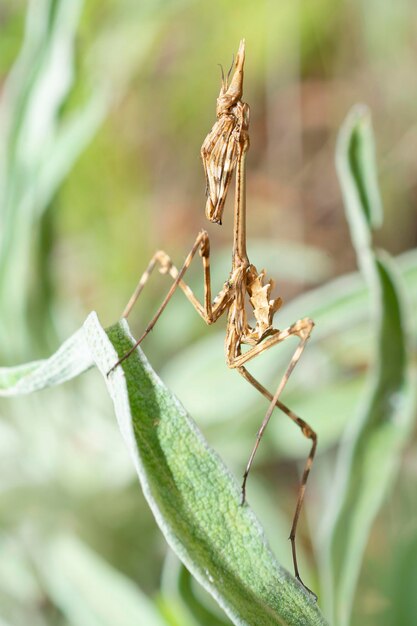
{"left": 0, "top": 312, "right": 328, "bottom": 626}
{"left": 0, "top": 326, "right": 93, "bottom": 394}
{"left": 94, "top": 315, "right": 327, "bottom": 626}
{"left": 320, "top": 105, "right": 415, "bottom": 625}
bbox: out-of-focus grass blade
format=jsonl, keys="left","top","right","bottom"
{"left": 39, "top": 534, "right": 167, "bottom": 626}
{"left": 176, "top": 563, "right": 232, "bottom": 626}
{"left": 159, "top": 552, "right": 199, "bottom": 626}
{"left": 160, "top": 552, "right": 231, "bottom": 626}
{"left": 320, "top": 105, "right": 415, "bottom": 625}
{"left": 0, "top": 0, "right": 104, "bottom": 361}
{"left": 385, "top": 532, "right": 417, "bottom": 626}
{"left": 0, "top": 312, "right": 328, "bottom": 626}
{"left": 0, "top": 533, "right": 57, "bottom": 626}
{"left": 0, "top": 0, "right": 189, "bottom": 363}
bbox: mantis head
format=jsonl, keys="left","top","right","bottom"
{"left": 216, "top": 39, "right": 246, "bottom": 116}
{"left": 202, "top": 40, "right": 249, "bottom": 225}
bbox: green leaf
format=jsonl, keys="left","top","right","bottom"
{"left": 100, "top": 316, "right": 327, "bottom": 626}
{"left": 345, "top": 105, "right": 383, "bottom": 231}
{"left": 320, "top": 105, "right": 415, "bottom": 625}
{"left": 0, "top": 312, "right": 328, "bottom": 626}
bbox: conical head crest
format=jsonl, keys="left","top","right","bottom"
{"left": 216, "top": 39, "right": 245, "bottom": 116}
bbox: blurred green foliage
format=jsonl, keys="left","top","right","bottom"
{"left": 1, "top": 0, "right": 416, "bottom": 625}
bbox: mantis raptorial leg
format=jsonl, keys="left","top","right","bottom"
{"left": 108, "top": 40, "right": 318, "bottom": 599}
{"left": 108, "top": 230, "right": 231, "bottom": 373}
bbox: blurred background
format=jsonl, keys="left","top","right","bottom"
{"left": 0, "top": 1, "right": 416, "bottom": 625}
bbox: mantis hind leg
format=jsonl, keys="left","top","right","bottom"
{"left": 232, "top": 317, "right": 317, "bottom": 597}
{"left": 237, "top": 365, "right": 317, "bottom": 598}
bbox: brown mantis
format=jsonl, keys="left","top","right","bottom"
{"left": 109, "top": 40, "right": 317, "bottom": 598}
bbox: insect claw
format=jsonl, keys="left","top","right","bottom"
{"left": 240, "top": 472, "right": 248, "bottom": 505}
{"left": 106, "top": 363, "right": 117, "bottom": 377}
{"left": 295, "top": 575, "right": 318, "bottom": 602}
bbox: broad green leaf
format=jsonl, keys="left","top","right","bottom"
{"left": 97, "top": 316, "right": 327, "bottom": 626}
{"left": 0, "top": 312, "right": 328, "bottom": 626}
{"left": 320, "top": 105, "right": 415, "bottom": 626}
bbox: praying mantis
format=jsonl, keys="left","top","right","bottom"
{"left": 109, "top": 40, "right": 317, "bottom": 598}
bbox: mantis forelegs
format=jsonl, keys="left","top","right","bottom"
{"left": 107, "top": 230, "right": 231, "bottom": 374}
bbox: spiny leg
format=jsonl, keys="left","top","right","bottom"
{"left": 122, "top": 252, "right": 172, "bottom": 319}
{"left": 107, "top": 230, "right": 231, "bottom": 375}
{"left": 229, "top": 317, "right": 316, "bottom": 595}
{"left": 108, "top": 231, "right": 210, "bottom": 374}
{"left": 122, "top": 248, "right": 205, "bottom": 321}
